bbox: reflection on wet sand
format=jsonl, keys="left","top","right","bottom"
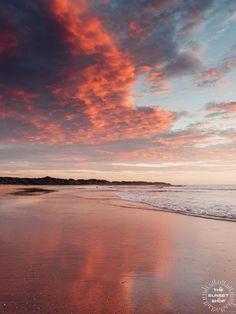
{"left": 10, "top": 187, "right": 56, "bottom": 196}
{"left": 0, "top": 186, "right": 236, "bottom": 313}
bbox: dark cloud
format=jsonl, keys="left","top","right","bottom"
{"left": 0, "top": 0, "right": 230, "bottom": 146}
{"left": 95, "top": 0, "right": 217, "bottom": 74}
{"left": 0, "top": 0, "right": 177, "bottom": 144}
{"left": 164, "top": 51, "right": 202, "bottom": 76}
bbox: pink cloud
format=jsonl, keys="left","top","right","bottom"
{"left": 198, "top": 56, "right": 236, "bottom": 86}
{"left": 0, "top": 1, "right": 175, "bottom": 144}
{"left": 207, "top": 102, "right": 236, "bottom": 113}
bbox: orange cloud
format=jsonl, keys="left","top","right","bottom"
{"left": 201, "top": 68, "right": 219, "bottom": 78}
{"left": 146, "top": 70, "right": 172, "bottom": 93}
{"left": 0, "top": 1, "right": 174, "bottom": 144}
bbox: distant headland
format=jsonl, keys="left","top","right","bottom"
{"left": 0, "top": 176, "right": 172, "bottom": 186}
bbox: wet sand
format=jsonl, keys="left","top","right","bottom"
{"left": 0, "top": 185, "right": 235, "bottom": 313}
{"left": 10, "top": 187, "right": 57, "bottom": 196}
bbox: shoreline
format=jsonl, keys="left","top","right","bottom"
{"left": 2, "top": 184, "right": 236, "bottom": 223}
{"left": 118, "top": 197, "right": 236, "bottom": 223}
{"left": 0, "top": 186, "right": 236, "bottom": 313}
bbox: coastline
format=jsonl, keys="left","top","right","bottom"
{"left": 119, "top": 197, "right": 236, "bottom": 223}
{"left": 0, "top": 185, "right": 236, "bottom": 313}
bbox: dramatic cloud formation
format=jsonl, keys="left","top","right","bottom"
{"left": 0, "top": 0, "right": 178, "bottom": 144}
{"left": 0, "top": 0, "right": 236, "bottom": 183}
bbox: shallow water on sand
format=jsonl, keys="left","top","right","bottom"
{"left": 0, "top": 185, "right": 236, "bottom": 313}
{"left": 118, "top": 185, "right": 236, "bottom": 221}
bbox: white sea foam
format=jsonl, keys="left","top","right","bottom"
{"left": 117, "top": 185, "right": 236, "bottom": 221}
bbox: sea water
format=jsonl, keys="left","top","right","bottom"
{"left": 117, "top": 185, "right": 236, "bottom": 221}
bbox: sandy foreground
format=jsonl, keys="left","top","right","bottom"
{"left": 0, "top": 185, "right": 236, "bottom": 314}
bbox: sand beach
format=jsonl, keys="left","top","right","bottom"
{"left": 0, "top": 185, "right": 235, "bottom": 313}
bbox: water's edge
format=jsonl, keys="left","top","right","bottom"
{"left": 117, "top": 185, "right": 236, "bottom": 222}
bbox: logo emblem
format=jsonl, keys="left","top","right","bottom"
{"left": 202, "top": 279, "right": 235, "bottom": 312}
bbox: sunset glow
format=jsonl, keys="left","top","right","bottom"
{"left": 0, "top": 0, "right": 236, "bottom": 184}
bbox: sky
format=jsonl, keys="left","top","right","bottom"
{"left": 0, "top": 0, "right": 236, "bottom": 184}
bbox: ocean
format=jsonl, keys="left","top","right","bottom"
{"left": 117, "top": 185, "right": 236, "bottom": 221}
